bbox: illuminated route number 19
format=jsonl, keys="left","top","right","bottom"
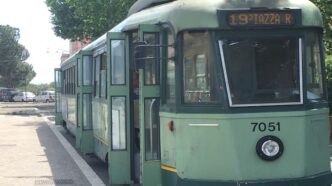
{"left": 251, "top": 122, "right": 280, "bottom": 132}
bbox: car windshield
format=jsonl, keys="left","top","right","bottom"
{"left": 219, "top": 37, "right": 302, "bottom": 107}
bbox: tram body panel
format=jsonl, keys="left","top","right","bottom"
{"left": 92, "top": 100, "right": 109, "bottom": 161}
{"left": 61, "top": 95, "right": 77, "bottom": 136}
{"left": 160, "top": 109, "right": 330, "bottom": 181}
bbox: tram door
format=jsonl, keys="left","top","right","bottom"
{"left": 138, "top": 24, "right": 162, "bottom": 186}
{"left": 54, "top": 68, "right": 62, "bottom": 125}
{"left": 76, "top": 53, "right": 94, "bottom": 154}
{"left": 108, "top": 32, "right": 132, "bottom": 184}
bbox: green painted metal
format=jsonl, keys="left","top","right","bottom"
{"left": 107, "top": 32, "right": 133, "bottom": 185}
{"left": 54, "top": 112, "right": 63, "bottom": 125}
{"left": 162, "top": 170, "right": 332, "bottom": 186}
{"left": 75, "top": 51, "right": 95, "bottom": 154}
{"left": 159, "top": 108, "right": 330, "bottom": 181}
{"left": 139, "top": 69, "right": 162, "bottom": 186}
{"left": 54, "top": 68, "right": 62, "bottom": 125}
{"left": 80, "top": 130, "right": 94, "bottom": 154}
{"left": 138, "top": 24, "right": 162, "bottom": 186}
{"left": 137, "top": 23, "right": 164, "bottom": 186}
{"left": 123, "top": 0, "right": 323, "bottom": 33}
{"left": 76, "top": 93, "right": 82, "bottom": 149}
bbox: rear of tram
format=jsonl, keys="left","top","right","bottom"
{"left": 166, "top": 9, "right": 332, "bottom": 185}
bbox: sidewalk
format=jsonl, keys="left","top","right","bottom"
{"left": 0, "top": 108, "right": 103, "bottom": 186}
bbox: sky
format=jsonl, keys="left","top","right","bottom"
{"left": 0, "top": 0, "right": 69, "bottom": 84}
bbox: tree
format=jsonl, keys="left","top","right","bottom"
{"left": 310, "top": 0, "right": 332, "bottom": 54}
{"left": 0, "top": 25, "right": 35, "bottom": 88}
{"left": 46, "top": 0, "right": 135, "bottom": 41}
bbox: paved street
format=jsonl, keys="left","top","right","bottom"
{"left": 0, "top": 102, "right": 105, "bottom": 186}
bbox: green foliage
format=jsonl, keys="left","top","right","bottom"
{"left": 310, "top": 0, "right": 332, "bottom": 54}
{"left": 46, "top": 0, "right": 136, "bottom": 41}
{"left": 325, "top": 55, "right": 332, "bottom": 111}
{"left": 309, "top": 1, "right": 332, "bottom": 111}
{"left": 0, "top": 25, "right": 35, "bottom": 88}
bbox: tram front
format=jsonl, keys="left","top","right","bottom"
{"left": 160, "top": 2, "right": 332, "bottom": 186}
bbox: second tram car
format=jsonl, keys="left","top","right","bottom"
{"left": 55, "top": 0, "right": 332, "bottom": 185}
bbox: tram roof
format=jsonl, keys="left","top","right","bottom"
{"left": 123, "top": 0, "right": 323, "bottom": 32}
{"left": 81, "top": 0, "right": 322, "bottom": 53}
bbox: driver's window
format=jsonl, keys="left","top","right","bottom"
{"left": 306, "top": 32, "right": 324, "bottom": 100}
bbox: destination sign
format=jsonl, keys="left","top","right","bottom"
{"left": 227, "top": 11, "right": 295, "bottom": 27}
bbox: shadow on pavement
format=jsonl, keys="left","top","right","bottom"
{"left": 34, "top": 120, "right": 92, "bottom": 186}
{"left": 59, "top": 128, "right": 110, "bottom": 185}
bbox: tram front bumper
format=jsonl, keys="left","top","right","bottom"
{"left": 162, "top": 170, "right": 332, "bottom": 186}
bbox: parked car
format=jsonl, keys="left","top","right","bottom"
{"left": 2, "top": 90, "right": 19, "bottom": 102}
{"left": 0, "top": 88, "right": 16, "bottom": 101}
{"left": 35, "top": 91, "right": 55, "bottom": 102}
{"left": 13, "top": 92, "right": 36, "bottom": 102}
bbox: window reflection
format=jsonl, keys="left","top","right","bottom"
{"left": 306, "top": 32, "right": 324, "bottom": 100}
{"left": 220, "top": 37, "right": 301, "bottom": 106}
{"left": 111, "top": 40, "right": 125, "bottom": 85}
{"left": 112, "top": 97, "right": 126, "bottom": 150}
{"left": 143, "top": 33, "right": 160, "bottom": 85}
{"left": 183, "top": 31, "right": 220, "bottom": 103}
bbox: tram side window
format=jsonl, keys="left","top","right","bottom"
{"left": 83, "top": 56, "right": 93, "bottom": 86}
{"left": 112, "top": 97, "right": 126, "bottom": 150}
{"left": 143, "top": 33, "right": 160, "bottom": 85}
{"left": 111, "top": 40, "right": 125, "bottom": 85}
{"left": 100, "top": 53, "right": 107, "bottom": 98}
{"left": 78, "top": 58, "right": 82, "bottom": 87}
{"left": 62, "top": 70, "right": 65, "bottom": 94}
{"left": 55, "top": 70, "right": 61, "bottom": 89}
{"left": 93, "top": 53, "right": 107, "bottom": 98}
{"left": 94, "top": 56, "right": 101, "bottom": 98}
{"left": 65, "top": 70, "right": 68, "bottom": 94}
{"left": 166, "top": 31, "right": 175, "bottom": 103}
{"left": 68, "top": 68, "right": 70, "bottom": 94}
{"left": 183, "top": 31, "right": 219, "bottom": 103}
{"left": 72, "top": 66, "right": 77, "bottom": 95}
{"left": 67, "top": 68, "right": 72, "bottom": 95}
{"left": 306, "top": 33, "right": 324, "bottom": 100}
{"left": 62, "top": 67, "right": 75, "bottom": 95}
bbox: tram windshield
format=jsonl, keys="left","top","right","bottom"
{"left": 219, "top": 37, "right": 302, "bottom": 106}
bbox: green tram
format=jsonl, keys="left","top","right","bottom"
{"left": 54, "top": 0, "right": 332, "bottom": 185}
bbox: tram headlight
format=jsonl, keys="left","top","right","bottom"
{"left": 256, "top": 136, "right": 283, "bottom": 161}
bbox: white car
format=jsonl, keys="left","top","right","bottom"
{"left": 35, "top": 91, "right": 55, "bottom": 102}
{"left": 13, "top": 92, "right": 36, "bottom": 102}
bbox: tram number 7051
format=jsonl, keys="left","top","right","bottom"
{"left": 251, "top": 122, "right": 281, "bottom": 132}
